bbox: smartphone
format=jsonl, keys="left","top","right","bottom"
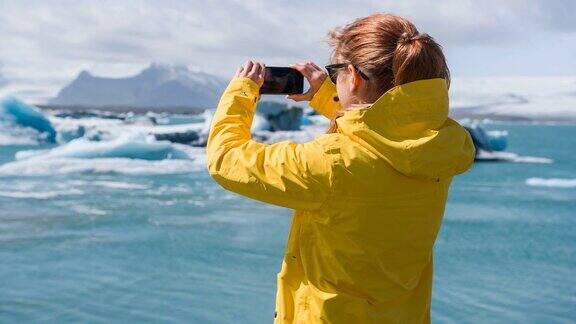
{"left": 260, "top": 67, "right": 304, "bottom": 95}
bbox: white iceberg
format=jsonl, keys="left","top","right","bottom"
{"left": 0, "top": 134, "right": 205, "bottom": 176}
{"left": 526, "top": 177, "right": 576, "bottom": 188}
{"left": 16, "top": 133, "right": 189, "bottom": 161}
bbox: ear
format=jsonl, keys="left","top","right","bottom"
{"left": 347, "top": 64, "right": 362, "bottom": 92}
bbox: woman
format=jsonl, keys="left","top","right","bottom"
{"left": 206, "top": 13, "right": 475, "bottom": 324}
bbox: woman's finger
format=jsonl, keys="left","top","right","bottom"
{"left": 304, "top": 63, "right": 316, "bottom": 76}
{"left": 310, "top": 62, "right": 323, "bottom": 71}
{"left": 258, "top": 62, "right": 266, "bottom": 79}
{"left": 286, "top": 93, "right": 304, "bottom": 101}
{"left": 286, "top": 88, "right": 313, "bottom": 102}
{"left": 234, "top": 66, "right": 243, "bottom": 78}
{"left": 243, "top": 60, "right": 254, "bottom": 75}
{"left": 301, "top": 62, "right": 319, "bottom": 77}
{"left": 248, "top": 60, "right": 259, "bottom": 75}
{"left": 290, "top": 63, "right": 312, "bottom": 78}
{"left": 286, "top": 94, "right": 310, "bottom": 102}
{"left": 256, "top": 62, "right": 265, "bottom": 75}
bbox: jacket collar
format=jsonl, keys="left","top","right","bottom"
{"left": 335, "top": 78, "right": 475, "bottom": 180}
{"left": 338, "top": 78, "right": 449, "bottom": 139}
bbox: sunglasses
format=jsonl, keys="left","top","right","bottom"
{"left": 325, "top": 63, "right": 370, "bottom": 84}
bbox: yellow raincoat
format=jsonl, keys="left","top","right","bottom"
{"left": 206, "top": 76, "right": 475, "bottom": 323}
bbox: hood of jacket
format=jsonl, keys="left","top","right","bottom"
{"left": 336, "top": 78, "right": 475, "bottom": 181}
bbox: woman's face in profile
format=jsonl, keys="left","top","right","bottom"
{"left": 332, "top": 55, "right": 368, "bottom": 109}
{"left": 333, "top": 64, "right": 353, "bottom": 109}
{"left": 337, "top": 66, "right": 370, "bottom": 109}
{"left": 336, "top": 69, "right": 351, "bottom": 108}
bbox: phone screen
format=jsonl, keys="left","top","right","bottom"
{"left": 259, "top": 67, "right": 304, "bottom": 95}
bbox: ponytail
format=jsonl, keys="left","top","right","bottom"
{"left": 393, "top": 32, "right": 450, "bottom": 89}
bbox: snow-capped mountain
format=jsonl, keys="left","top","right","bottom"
{"left": 51, "top": 63, "right": 228, "bottom": 108}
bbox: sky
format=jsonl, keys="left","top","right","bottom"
{"left": 0, "top": 0, "right": 575, "bottom": 103}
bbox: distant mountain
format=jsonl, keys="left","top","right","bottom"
{"left": 51, "top": 63, "right": 228, "bottom": 108}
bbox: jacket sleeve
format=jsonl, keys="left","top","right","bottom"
{"left": 309, "top": 77, "right": 342, "bottom": 119}
{"left": 206, "top": 77, "right": 335, "bottom": 211}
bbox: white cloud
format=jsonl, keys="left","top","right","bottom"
{"left": 0, "top": 0, "right": 574, "bottom": 103}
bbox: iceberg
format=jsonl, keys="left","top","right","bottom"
{"left": 200, "top": 109, "right": 214, "bottom": 134}
{"left": 154, "top": 129, "right": 199, "bottom": 144}
{"left": 526, "top": 178, "right": 576, "bottom": 188}
{"left": 486, "top": 130, "right": 508, "bottom": 152}
{"left": 56, "top": 125, "right": 86, "bottom": 143}
{"left": 463, "top": 122, "right": 508, "bottom": 154}
{"left": 0, "top": 156, "right": 203, "bottom": 176}
{"left": 256, "top": 101, "right": 303, "bottom": 131}
{"left": 251, "top": 113, "right": 272, "bottom": 132}
{"left": 137, "top": 123, "right": 205, "bottom": 146}
{"left": 0, "top": 126, "right": 44, "bottom": 145}
{"left": 0, "top": 96, "right": 56, "bottom": 143}
{"left": 16, "top": 133, "right": 189, "bottom": 161}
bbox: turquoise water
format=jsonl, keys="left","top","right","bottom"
{"left": 0, "top": 123, "right": 575, "bottom": 323}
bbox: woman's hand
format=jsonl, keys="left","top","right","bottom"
{"left": 234, "top": 60, "right": 266, "bottom": 87}
{"left": 286, "top": 62, "right": 327, "bottom": 102}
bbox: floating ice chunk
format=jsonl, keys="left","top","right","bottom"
{"left": 475, "top": 150, "right": 553, "bottom": 163}
{"left": 56, "top": 125, "right": 86, "bottom": 143}
{"left": 201, "top": 109, "right": 214, "bottom": 134}
{"left": 253, "top": 124, "right": 326, "bottom": 144}
{"left": 251, "top": 113, "right": 271, "bottom": 132}
{"left": 303, "top": 114, "right": 330, "bottom": 126}
{"left": 16, "top": 133, "right": 189, "bottom": 161}
{"left": 463, "top": 123, "right": 508, "bottom": 152}
{"left": 0, "top": 125, "right": 41, "bottom": 145}
{"left": 154, "top": 130, "right": 199, "bottom": 144}
{"left": 486, "top": 130, "right": 508, "bottom": 151}
{"left": 0, "top": 96, "right": 56, "bottom": 143}
{"left": 92, "top": 180, "right": 149, "bottom": 190}
{"left": 0, "top": 157, "right": 202, "bottom": 176}
{"left": 526, "top": 177, "right": 576, "bottom": 188}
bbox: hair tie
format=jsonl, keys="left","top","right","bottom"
{"left": 398, "top": 32, "right": 420, "bottom": 45}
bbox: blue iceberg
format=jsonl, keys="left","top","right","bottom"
{"left": 256, "top": 101, "right": 303, "bottom": 131}
{"left": 463, "top": 123, "right": 508, "bottom": 158}
{"left": 0, "top": 96, "right": 56, "bottom": 143}
{"left": 56, "top": 125, "right": 86, "bottom": 143}
{"left": 486, "top": 130, "right": 508, "bottom": 152}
